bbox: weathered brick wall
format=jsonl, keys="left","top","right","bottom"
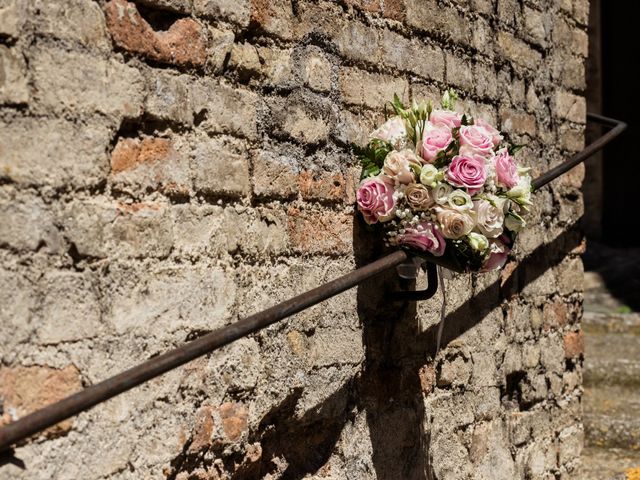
{"left": 0, "top": 0, "right": 588, "bottom": 478}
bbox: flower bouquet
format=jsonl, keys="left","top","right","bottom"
{"left": 354, "top": 91, "right": 531, "bottom": 272}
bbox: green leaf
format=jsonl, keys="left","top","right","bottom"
{"left": 508, "top": 144, "right": 525, "bottom": 155}
{"left": 352, "top": 139, "right": 393, "bottom": 180}
{"left": 441, "top": 89, "right": 459, "bottom": 110}
{"left": 391, "top": 94, "right": 407, "bottom": 116}
{"left": 360, "top": 164, "right": 381, "bottom": 180}
{"left": 409, "top": 162, "right": 422, "bottom": 177}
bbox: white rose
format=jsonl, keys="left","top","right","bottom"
{"left": 473, "top": 198, "right": 505, "bottom": 238}
{"left": 420, "top": 164, "right": 443, "bottom": 187}
{"left": 447, "top": 189, "right": 473, "bottom": 212}
{"left": 505, "top": 211, "right": 526, "bottom": 232}
{"left": 467, "top": 232, "right": 489, "bottom": 252}
{"left": 433, "top": 182, "right": 453, "bottom": 205}
{"left": 507, "top": 176, "right": 532, "bottom": 207}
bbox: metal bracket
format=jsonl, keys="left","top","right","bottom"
{"left": 390, "top": 261, "right": 439, "bottom": 301}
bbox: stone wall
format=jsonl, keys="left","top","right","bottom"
{"left": 0, "top": 0, "right": 588, "bottom": 478}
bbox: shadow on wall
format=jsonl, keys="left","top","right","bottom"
{"left": 167, "top": 218, "right": 583, "bottom": 479}
{"left": 354, "top": 219, "right": 583, "bottom": 479}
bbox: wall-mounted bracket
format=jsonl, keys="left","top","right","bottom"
{"left": 390, "top": 258, "right": 439, "bottom": 301}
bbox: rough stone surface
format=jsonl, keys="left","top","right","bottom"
{"left": 0, "top": 45, "right": 28, "bottom": 105}
{"left": 31, "top": 45, "right": 144, "bottom": 120}
{"left": 0, "top": 0, "right": 26, "bottom": 38}
{"left": 32, "top": 0, "right": 111, "bottom": 51}
{"left": 0, "top": 1, "right": 587, "bottom": 479}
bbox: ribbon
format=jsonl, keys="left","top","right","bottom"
{"left": 435, "top": 265, "right": 447, "bottom": 357}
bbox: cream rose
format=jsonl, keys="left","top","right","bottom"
{"left": 436, "top": 208, "right": 475, "bottom": 239}
{"left": 383, "top": 149, "right": 420, "bottom": 184}
{"left": 405, "top": 183, "right": 435, "bottom": 211}
{"left": 473, "top": 198, "right": 505, "bottom": 238}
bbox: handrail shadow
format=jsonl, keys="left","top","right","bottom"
{"left": 208, "top": 218, "right": 584, "bottom": 479}
{"left": 356, "top": 219, "right": 583, "bottom": 480}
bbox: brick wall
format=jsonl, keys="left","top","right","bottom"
{"left": 0, "top": 0, "right": 588, "bottom": 478}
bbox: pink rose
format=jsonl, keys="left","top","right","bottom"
{"left": 494, "top": 148, "right": 519, "bottom": 189}
{"left": 446, "top": 155, "right": 487, "bottom": 195}
{"left": 459, "top": 125, "right": 494, "bottom": 156}
{"left": 475, "top": 118, "right": 502, "bottom": 148}
{"left": 430, "top": 110, "right": 462, "bottom": 129}
{"left": 357, "top": 175, "right": 396, "bottom": 224}
{"left": 481, "top": 235, "right": 511, "bottom": 271}
{"left": 396, "top": 221, "right": 446, "bottom": 256}
{"left": 420, "top": 123, "right": 453, "bottom": 163}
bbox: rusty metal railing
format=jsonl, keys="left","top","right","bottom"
{"left": 0, "top": 113, "right": 626, "bottom": 461}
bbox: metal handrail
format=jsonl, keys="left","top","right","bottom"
{"left": 0, "top": 113, "right": 626, "bottom": 458}
{"left": 532, "top": 113, "right": 626, "bottom": 189}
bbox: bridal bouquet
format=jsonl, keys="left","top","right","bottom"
{"left": 354, "top": 91, "right": 531, "bottom": 272}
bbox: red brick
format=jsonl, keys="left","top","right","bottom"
{"left": 418, "top": 364, "right": 436, "bottom": 393}
{"left": 250, "top": 0, "right": 294, "bottom": 40}
{"left": 543, "top": 301, "right": 569, "bottom": 332}
{"left": 570, "top": 239, "right": 587, "bottom": 255}
{"left": 344, "top": 0, "right": 381, "bottom": 13}
{"left": 287, "top": 208, "right": 352, "bottom": 255}
{"left": 0, "top": 365, "right": 82, "bottom": 437}
{"left": 188, "top": 405, "right": 215, "bottom": 453}
{"left": 111, "top": 137, "right": 173, "bottom": 173}
{"left": 104, "top": 0, "right": 206, "bottom": 66}
{"left": 219, "top": 402, "right": 248, "bottom": 442}
{"left": 110, "top": 137, "right": 192, "bottom": 197}
{"left": 383, "top": 0, "right": 406, "bottom": 21}
{"left": 297, "top": 171, "right": 347, "bottom": 203}
{"left": 563, "top": 330, "right": 584, "bottom": 359}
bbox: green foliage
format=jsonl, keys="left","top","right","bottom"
{"left": 441, "top": 89, "right": 459, "bottom": 110}
{"left": 391, "top": 93, "right": 407, "bottom": 116}
{"left": 390, "top": 94, "right": 432, "bottom": 147}
{"left": 451, "top": 238, "right": 487, "bottom": 271}
{"left": 460, "top": 114, "right": 474, "bottom": 126}
{"left": 508, "top": 144, "right": 525, "bottom": 155}
{"left": 352, "top": 139, "right": 393, "bottom": 180}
